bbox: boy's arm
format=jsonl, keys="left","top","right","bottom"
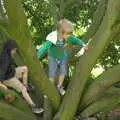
{"left": 37, "top": 40, "right": 52, "bottom": 57}
{"left": 66, "top": 35, "right": 85, "bottom": 46}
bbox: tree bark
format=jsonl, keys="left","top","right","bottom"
{"left": 0, "top": 88, "right": 36, "bottom": 118}
{"left": 1, "top": 0, "right": 120, "bottom": 119}
{"left": 0, "top": 102, "right": 36, "bottom": 120}
{"left": 0, "top": 0, "right": 8, "bottom": 26}
{"left": 53, "top": 0, "right": 120, "bottom": 119}
{"left": 43, "top": 95, "right": 53, "bottom": 120}
{"left": 80, "top": 93, "right": 120, "bottom": 118}
{"left": 80, "top": 64, "right": 120, "bottom": 110}
{"left": 66, "top": 0, "right": 108, "bottom": 65}
{"left": 82, "top": 0, "right": 108, "bottom": 42}
{"left": 2, "top": 0, "right": 61, "bottom": 111}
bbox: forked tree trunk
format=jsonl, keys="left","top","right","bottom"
{"left": 0, "top": 102, "right": 36, "bottom": 120}
{"left": 53, "top": 0, "right": 120, "bottom": 119}
{"left": 2, "top": 0, "right": 61, "bottom": 111}
{"left": 0, "top": 0, "right": 120, "bottom": 120}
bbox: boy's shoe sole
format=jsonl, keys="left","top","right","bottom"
{"left": 32, "top": 108, "right": 44, "bottom": 114}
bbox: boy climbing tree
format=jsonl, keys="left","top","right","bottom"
{"left": 0, "top": 40, "right": 44, "bottom": 114}
{"left": 37, "top": 19, "right": 88, "bottom": 95}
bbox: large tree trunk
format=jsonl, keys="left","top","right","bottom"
{"left": 0, "top": 88, "right": 36, "bottom": 119}
{"left": 66, "top": 0, "right": 108, "bottom": 65}
{"left": 43, "top": 96, "right": 53, "bottom": 120}
{"left": 0, "top": 102, "right": 35, "bottom": 120}
{"left": 80, "top": 64, "right": 120, "bottom": 110}
{"left": 2, "top": 0, "right": 61, "bottom": 111}
{"left": 80, "top": 93, "right": 120, "bottom": 118}
{"left": 0, "top": 0, "right": 120, "bottom": 120}
{"left": 53, "top": 0, "right": 120, "bottom": 119}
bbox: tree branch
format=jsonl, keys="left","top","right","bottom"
{"left": 80, "top": 64, "right": 120, "bottom": 110}
{"left": 67, "top": 0, "right": 108, "bottom": 65}
{"left": 0, "top": 102, "right": 35, "bottom": 120}
{"left": 53, "top": 0, "right": 120, "bottom": 119}
{"left": 80, "top": 93, "right": 120, "bottom": 118}
{"left": 0, "top": 88, "right": 35, "bottom": 117}
{"left": 2, "top": 0, "right": 61, "bottom": 111}
{"left": 65, "top": 0, "right": 82, "bottom": 9}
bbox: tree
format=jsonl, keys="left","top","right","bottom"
{"left": 0, "top": 0, "right": 120, "bottom": 120}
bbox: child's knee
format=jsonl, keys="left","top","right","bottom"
{"left": 21, "top": 86, "right": 27, "bottom": 93}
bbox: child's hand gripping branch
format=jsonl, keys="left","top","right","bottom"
{"left": 75, "top": 39, "right": 91, "bottom": 57}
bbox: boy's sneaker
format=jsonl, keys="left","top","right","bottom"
{"left": 57, "top": 85, "right": 66, "bottom": 96}
{"left": 31, "top": 105, "right": 44, "bottom": 114}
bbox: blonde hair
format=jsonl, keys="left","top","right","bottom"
{"left": 56, "top": 19, "right": 74, "bottom": 37}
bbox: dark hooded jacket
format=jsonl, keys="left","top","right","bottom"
{"left": 0, "top": 40, "right": 18, "bottom": 82}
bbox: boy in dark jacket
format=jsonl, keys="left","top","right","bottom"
{"left": 0, "top": 40, "right": 44, "bottom": 114}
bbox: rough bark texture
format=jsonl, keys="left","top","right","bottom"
{"left": 53, "top": 0, "right": 120, "bottom": 119}
{"left": 66, "top": 0, "right": 108, "bottom": 65}
{"left": 43, "top": 96, "right": 53, "bottom": 120}
{"left": 0, "top": 88, "right": 36, "bottom": 118}
{"left": 0, "top": 102, "right": 36, "bottom": 120}
{"left": 82, "top": 0, "right": 108, "bottom": 42}
{"left": 80, "top": 94, "right": 120, "bottom": 118}
{"left": 80, "top": 64, "right": 120, "bottom": 110}
{"left": 2, "top": 0, "right": 61, "bottom": 111}
{"left": 0, "top": 0, "right": 120, "bottom": 120}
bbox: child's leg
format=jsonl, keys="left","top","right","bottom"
{"left": 3, "top": 77, "right": 34, "bottom": 106}
{"left": 57, "top": 59, "right": 67, "bottom": 87}
{"left": 58, "top": 75, "right": 65, "bottom": 87}
{"left": 57, "top": 74, "right": 66, "bottom": 95}
{"left": 15, "top": 66, "right": 28, "bottom": 86}
{"left": 48, "top": 56, "right": 57, "bottom": 84}
{"left": 57, "top": 60, "right": 67, "bottom": 95}
{"left": 21, "top": 87, "right": 35, "bottom": 106}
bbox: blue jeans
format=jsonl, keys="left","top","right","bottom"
{"left": 48, "top": 56, "right": 67, "bottom": 78}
